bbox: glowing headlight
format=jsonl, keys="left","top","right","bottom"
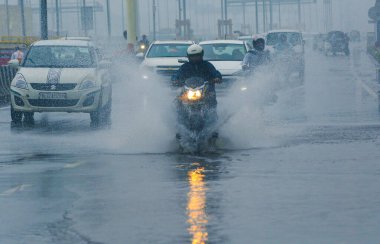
{"left": 79, "top": 80, "right": 96, "bottom": 90}
{"left": 12, "top": 73, "right": 28, "bottom": 90}
{"left": 187, "top": 89, "right": 202, "bottom": 100}
{"left": 140, "top": 44, "right": 146, "bottom": 50}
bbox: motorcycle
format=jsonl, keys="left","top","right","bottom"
{"left": 175, "top": 77, "right": 218, "bottom": 153}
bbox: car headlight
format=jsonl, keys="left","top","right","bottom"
{"left": 12, "top": 73, "right": 28, "bottom": 90}
{"left": 79, "top": 80, "right": 96, "bottom": 90}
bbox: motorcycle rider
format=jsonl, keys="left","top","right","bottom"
{"left": 174, "top": 44, "right": 222, "bottom": 140}
{"left": 242, "top": 37, "right": 270, "bottom": 72}
{"left": 138, "top": 34, "right": 150, "bottom": 53}
{"left": 173, "top": 44, "right": 222, "bottom": 108}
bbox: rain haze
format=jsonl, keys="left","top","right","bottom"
{"left": 1, "top": 0, "right": 380, "bottom": 243}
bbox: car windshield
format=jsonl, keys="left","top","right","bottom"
{"left": 201, "top": 43, "right": 246, "bottom": 61}
{"left": 328, "top": 31, "right": 346, "bottom": 41}
{"left": 146, "top": 44, "right": 190, "bottom": 58}
{"left": 23, "top": 45, "right": 96, "bottom": 68}
{"left": 266, "top": 32, "right": 303, "bottom": 46}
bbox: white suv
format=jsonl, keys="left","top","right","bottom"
{"left": 10, "top": 39, "right": 112, "bottom": 124}
{"left": 140, "top": 40, "right": 194, "bottom": 79}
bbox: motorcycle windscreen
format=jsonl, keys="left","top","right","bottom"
{"left": 184, "top": 77, "right": 206, "bottom": 89}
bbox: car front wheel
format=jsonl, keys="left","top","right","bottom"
{"left": 10, "top": 105, "right": 23, "bottom": 123}
{"left": 90, "top": 91, "right": 112, "bottom": 125}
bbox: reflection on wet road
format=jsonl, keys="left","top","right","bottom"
{"left": 187, "top": 165, "right": 208, "bottom": 244}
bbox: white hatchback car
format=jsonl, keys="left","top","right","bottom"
{"left": 199, "top": 40, "right": 250, "bottom": 82}
{"left": 140, "top": 40, "right": 194, "bottom": 79}
{"left": 9, "top": 39, "right": 112, "bottom": 124}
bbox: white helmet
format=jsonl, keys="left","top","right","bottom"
{"left": 187, "top": 44, "right": 204, "bottom": 57}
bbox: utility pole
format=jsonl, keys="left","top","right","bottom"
{"left": 153, "top": 0, "right": 156, "bottom": 40}
{"left": 82, "top": 0, "right": 88, "bottom": 36}
{"left": 55, "top": 0, "right": 60, "bottom": 36}
{"left": 224, "top": 0, "right": 228, "bottom": 36}
{"left": 106, "top": 0, "right": 111, "bottom": 36}
{"left": 40, "top": 0, "right": 48, "bottom": 40}
{"left": 183, "top": 0, "right": 187, "bottom": 39}
{"left": 255, "top": 0, "right": 259, "bottom": 33}
{"left": 269, "top": 0, "right": 273, "bottom": 30}
{"left": 5, "top": 0, "right": 10, "bottom": 36}
{"left": 178, "top": 0, "right": 182, "bottom": 38}
{"left": 19, "top": 0, "right": 26, "bottom": 37}
{"left": 263, "top": 0, "right": 266, "bottom": 33}
{"left": 278, "top": 2, "right": 281, "bottom": 29}
{"left": 297, "top": 0, "right": 301, "bottom": 29}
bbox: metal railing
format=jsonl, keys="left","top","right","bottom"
{"left": 0, "top": 65, "right": 17, "bottom": 101}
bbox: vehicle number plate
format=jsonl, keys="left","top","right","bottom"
{"left": 39, "top": 92, "right": 67, "bottom": 99}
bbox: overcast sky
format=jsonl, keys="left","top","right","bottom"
{"left": 0, "top": 0, "right": 377, "bottom": 39}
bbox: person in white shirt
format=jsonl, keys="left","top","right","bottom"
{"left": 11, "top": 47, "right": 24, "bottom": 63}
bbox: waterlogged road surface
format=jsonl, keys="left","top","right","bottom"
{"left": 1, "top": 45, "right": 380, "bottom": 243}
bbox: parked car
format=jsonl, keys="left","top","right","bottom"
{"left": 140, "top": 40, "right": 194, "bottom": 80}
{"left": 199, "top": 40, "right": 250, "bottom": 82}
{"left": 324, "top": 31, "right": 350, "bottom": 56}
{"left": 9, "top": 39, "right": 112, "bottom": 124}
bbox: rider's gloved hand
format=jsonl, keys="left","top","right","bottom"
{"left": 213, "top": 78, "right": 222, "bottom": 84}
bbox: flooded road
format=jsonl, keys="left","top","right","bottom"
{"left": 1, "top": 45, "right": 380, "bottom": 243}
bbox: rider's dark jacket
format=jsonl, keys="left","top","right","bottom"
{"left": 175, "top": 60, "right": 222, "bottom": 94}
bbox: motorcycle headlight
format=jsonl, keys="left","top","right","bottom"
{"left": 12, "top": 73, "right": 28, "bottom": 90}
{"left": 79, "top": 80, "right": 96, "bottom": 90}
{"left": 140, "top": 44, "right": 146, "bottom": 50}
{"left": 187, "top": 89, "right": 202, "bottom": 101}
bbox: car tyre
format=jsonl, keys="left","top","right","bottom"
{"left": 90, "top": 90, "right": 112, "bottom": 125}
{"left": 11, "top": 105, "right": 23, "bottom": 123}
{"left": 24, "top": 112, "right": 35, "bottom": 124}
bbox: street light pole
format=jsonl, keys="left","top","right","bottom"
{"left": 19, "top": 0, "right": 26, "bottom": 37}
{"left": 55, "top": 0, "right": 60, "bottom": 36}
{"left": 183, "top": 0, "right": 187, "bottom": 39}
{"left": 178, "top": 0, "right": 182, "bottom": 38}
{"left": 82, "top": 0, "right": 88, "bottom": 36}
{"left": 153, "top": 0, "right": 156, "bottom": 40}
{"left": 255, "top": 0, "right": 259, "bottom": 33}
{"left": 5, "top": 0, "right": 10, "bottom": 36}
{"left": 106, "top": 0, "right": 111, "bottom": 36}
{"left": 298, "top": 0, "right": 301, "bottom": 29}
{"left": 40, "top": 0, "right": 48, "bottom": 40}
{"left": 269, "top": 0, "right": 273, "bottom": 30}
{"left": 263, "top": 0, "right": 266, "bottom": 33}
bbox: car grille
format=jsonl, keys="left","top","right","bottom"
{"left": 156, "top": 66, "right": 179, "bottom": 76}
{"left": 156, "top": 69, "right": 178, "bottom": 76}
{"left": 28, "top": 99, "right": 79, "bottom": 107}
{"left": 30, "top": 83, "right": 77, "bottom": 91}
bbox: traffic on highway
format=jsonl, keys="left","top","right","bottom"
{"left": 1, "top": 0, "right": 380, "bottom": 243}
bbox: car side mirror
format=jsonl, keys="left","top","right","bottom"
{"left": 178, "top": 58, "right": 188, "bottom": 64}
{"left": 8, "top": 59, "right": 20, "bottom": 68}
{"left": 136, "top": 52, "right": 144, "bottom": 59}
{"left": 98, "top": 60, "right": 111, "bottom": 70}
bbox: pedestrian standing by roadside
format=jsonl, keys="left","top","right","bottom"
{"left": 11, "top": 47, "right": 24, "bottom": 64}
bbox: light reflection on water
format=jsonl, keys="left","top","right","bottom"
{"left": 187, "top": 165, "right": 208, "bottom": 244}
